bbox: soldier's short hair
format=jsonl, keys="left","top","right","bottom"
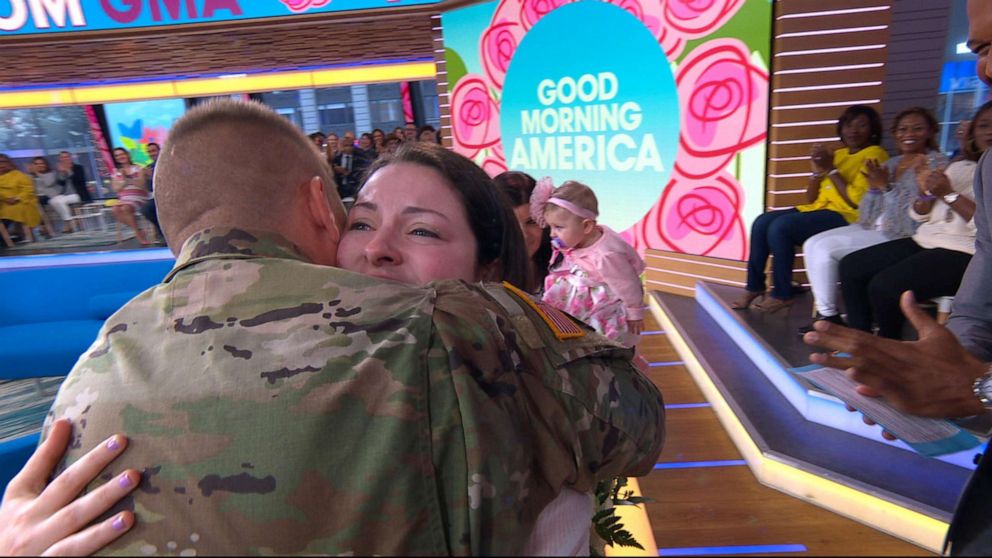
{"left": 361, "top": 143, "right": 531, "bottom": 289}
{"left": 157, "top": 99, "right": 345, "bottom": 248}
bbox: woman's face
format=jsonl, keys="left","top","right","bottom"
{"left": 113, "top": 149, "right": 130, "bottom": 166}
{"left": 972, "top": 110, "right": 992, "bottom": 152}
{"left": 894, "top": 114, "right": 932, "bottom": 155}
{"left": 513, "top": 204, "right": 543, "bottom": 258}
{"left": 338, "top": 162, "right": 481, "bottom": 285}
{"left": 326, "top": 135, "right": 339, "bottom": 152}
{"left": 840, "top": 114, "right": 871, "bottom": 150}
{"left": 419, "top": 129, "right": 436, "bottom": 143}
{"left": 358, "top": 135, "right": 372, "bottom": 150}
{"left": 372, "top": 130, "right": 384, "bottom": 145}
{"left": 33, "top": 158, "right": 49, "bottom": 173}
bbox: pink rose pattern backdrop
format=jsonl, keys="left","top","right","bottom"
{"left": 446, "top": 0, "right": 768, "bottom": 260}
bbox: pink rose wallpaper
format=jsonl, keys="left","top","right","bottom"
{"left": 443, "top": 0, "right": 770, "bottom": 259}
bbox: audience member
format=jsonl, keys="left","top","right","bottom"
{"left": 804, "top": 2, "right": 992, "bottom": 553}
{"left": 371, "top": 128, "right": 385, "bottom": 153}
{"left": 838, "top": 101, "right": 992, "bottom": 338}
{"left": 109, "top": 147, "right": 151, "bottom": 245}
{"left": 382, "top": 133, "right": 402, "bottom": 156}
{"left": 733, "top": 105, "right": 887, "bottom": 314}
{"left": 403, "top": 121, "right": 417, "bottom": 142}
{"left": 494, "top": 170, "right": 553, "bottom": 293}
{"left": 342, "top": 130, "right": 356, "bottom": 148}
{"left": 392, "top": 126, "right": 406, "bottom": 141}
{"left": 307, "top": 131, "right": 326, "bottom": 152}
{"left": 417, "top": 124, "right": 439, "bottom": 144}
{"left": 357, "top": 132, "right": 377, "bottom": 160}
{"left": 951, "top": 119, "right": 974, "bottom": 163}
{"left": 29, "top": 157, "right": 59, "bottom": 207}
{"left": 140, "top": 142, "right": 163, "bottom": 243}
{"left": 531, "top": 178, "right": 646, "bottom": 348}
{"left": 800, "top": 107, "right": 945, "bottom": 331}
{"left": 0, "top": 153, "right": 42, "bottom": 242}
{"left": 53, "top": 151, "right": 93, "bottom": 233}
{"left": 17, "top": 100, "right": 662, "bottom": 555}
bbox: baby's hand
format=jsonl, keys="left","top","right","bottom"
{"left": 628, "top": 319, "right": 644, "bottom": 336}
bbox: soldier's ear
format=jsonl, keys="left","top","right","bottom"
{"left": 304, "top": 176, "right": 341, "bottom": 246}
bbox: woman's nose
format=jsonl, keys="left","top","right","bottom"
{"left": 364, "top": 231, "right": 401, "bottom": 265}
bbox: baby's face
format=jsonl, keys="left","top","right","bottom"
{"left": 545, "top": 206, "right": 591, "bottom": 250}
{"left": 337, "top": 162, "right": 481, "bottom": 285}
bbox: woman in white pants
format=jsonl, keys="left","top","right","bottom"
{"left": 800, "top": 107, "right": 946, "bottom": 333}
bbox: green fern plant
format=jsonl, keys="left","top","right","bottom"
{"left": 590, "top": 476, "right": 653, "bottom": 556}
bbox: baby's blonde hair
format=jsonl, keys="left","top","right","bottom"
{"left": 548, "top": 180, "right": 599, "bottom": 218}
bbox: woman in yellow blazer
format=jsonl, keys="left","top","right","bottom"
{"left": 0, "top": 154, "right": 42, "bottom": 242}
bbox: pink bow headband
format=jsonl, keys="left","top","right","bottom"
{"left": 529, "top": 176, "right": 598, "bottom": 228}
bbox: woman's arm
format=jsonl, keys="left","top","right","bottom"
{"left": 0, "top": 419, "right": 139, "bottom": 556}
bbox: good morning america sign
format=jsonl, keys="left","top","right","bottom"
{"left": 0, "top": 0, "right": 441, "bottom": 35}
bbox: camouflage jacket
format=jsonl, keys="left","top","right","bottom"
{"left": 46, "top": 227, "right": 665, "bottom": 556}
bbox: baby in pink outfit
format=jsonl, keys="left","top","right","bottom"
{"left": 531, "top": 178, "right": 646, "bottom": 348}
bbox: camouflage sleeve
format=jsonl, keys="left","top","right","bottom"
{"left": 431, "top": 281, "right": 665, "bottom": 494}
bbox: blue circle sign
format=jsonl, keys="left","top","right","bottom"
{"left": 500, "top": 1, "right": 679, "bottom": 231}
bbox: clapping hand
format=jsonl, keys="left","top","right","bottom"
{"left": 862, "top": 158, "right": 889, "bottom": 189}
{"left": 810, "top": 144, "right": 834, "bottom": 174}
{"left": 920, "top": 168, "right": 952, "bottom": 197}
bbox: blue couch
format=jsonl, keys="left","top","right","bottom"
{"left": 0, "top": 254, "right": 175, "bottom": 380}
{"left": 0, "top": 251, "right": 175, "bottom": 493}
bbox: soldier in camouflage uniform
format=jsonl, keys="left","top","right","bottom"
{"left": 42, "top": 100, "right": 665, "bottom": 555}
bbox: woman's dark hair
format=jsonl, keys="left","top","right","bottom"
{"left": 32, "top": 156, "right": 50, "bottom": 172}
{"left": 837, "top": 104, "right": 883, "bottom": 146}
{"left": 891, "top": 106, "right": 941, "bottom": 152}
{"left": 112, "top": 147, "right": 133, "bottom": 167}
{"left": 962, "top": 100, "right": 992, "bottom": 162}
{"left": 493, "top": 170, "right": 553, "bottom": 293}
{"left": 360, "top": 142, "right": 531, "bottom": 289}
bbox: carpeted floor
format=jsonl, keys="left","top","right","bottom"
{"left": 0, "top": 378, "right": 64, "bottom": 443}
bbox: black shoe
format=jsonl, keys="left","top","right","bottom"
{"left": 798, "top": 313, "right": 846, "bottom": 335}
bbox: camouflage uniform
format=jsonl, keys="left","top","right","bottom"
{"left": 46, "top": 227, "right": 665, "bottom": 556}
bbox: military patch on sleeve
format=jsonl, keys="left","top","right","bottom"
{"left": 502, "top": 282, "right": 585, "bottom": 340}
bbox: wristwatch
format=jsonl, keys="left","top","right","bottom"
{"left": 943, "top": 192, "right": 961, "bottom": 204}
{"left": 972, "top": 365, "right": 992, "bottom": 408}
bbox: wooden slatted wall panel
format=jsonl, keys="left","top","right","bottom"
{"left": 879, "top": 0, "right": 952, "bottom": 154}
{"left": 0, "top": 13, "right": 437, "bottom": 89}
{"left": 433, "top": 14, "right": 454, "bottom": 147}
{"left": 646, "top": 0, "right": 896, "bottom": 297}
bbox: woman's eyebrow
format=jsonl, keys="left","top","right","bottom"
{"left": 351, "top": 201, "right": 377, "bottom": 212}
{"left": 402, "top": 206, "right": 450, "bottom": 220}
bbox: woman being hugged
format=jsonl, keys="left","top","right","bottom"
{"left": 733, "top": 105, "right": 888, "bottom": 313}
{"left": 838, "top": 101, "right": 992, "bottom": 338}
{"left": 531, "top": 178, "right": 646, "bottom": 348}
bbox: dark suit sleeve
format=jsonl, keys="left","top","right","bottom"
{"left": 947, "top": 152, "right": 992, "bottom": 361}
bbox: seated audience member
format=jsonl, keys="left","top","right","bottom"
{"left": 417, "top": 124, "right": 439, "bottom": 144}
{"left": 0, "top": 154, "right": 43, "bottom": 242}
{"left": 52, "top": 151, "right": 93, "bottom": 232}
{"left": 403, "top": 121, "right": 418, "bottom": 142}
{"left": 732, "top": 105, "right": 888, "bottom": 313}
{"left": 838, "top": 101, "right": 992, "bottom": 338}
{"left": 799, "top": 107, "right": 945, "bottom": 332}
{"left": 371, "top": 128, "right": 386, "bottom": 153}
{"left": 29, "top": 157, "right": 59, "bottom": 207}
{"left": 7, "top": 100, "right": 663, "bottom": 555}
{"left": 109, "top": 147, "right": 151, "bottom": 245}
{"left": 494, "top": 170, "right": 553, "bottom": 294}
{"left": 382, "top": 133, "right": 402, "bottom": 156}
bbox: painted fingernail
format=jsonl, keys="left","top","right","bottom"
{"left": 112, "top": 514, "right": 127, "bottom": 531}
{"left": 106, "top": 436, "right": 121, "bottom": 451}
{"left": 119, "top": 473, "right": 134, "bottom": 489}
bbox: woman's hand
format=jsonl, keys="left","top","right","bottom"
{"left": 0, "top": 419, "right": 139, "bottom": 556}
{"left": 862, "top": 158, "right": 889, "bottom": 190}
{"left": 809, "top": 144, "right": 834, "bottom": 174}
{"left": 921, "top": 169, "right": 952, "bottom": 197}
